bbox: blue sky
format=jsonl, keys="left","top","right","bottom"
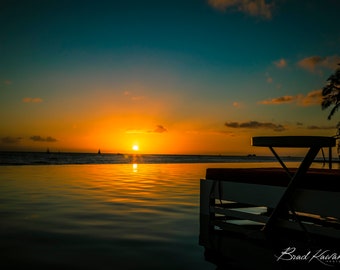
{"left": 1, "top": 0, "right": 339, "bottom": 154}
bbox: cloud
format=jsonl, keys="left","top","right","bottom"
{"left": 208, "top": 0, "right": 274, "bottom": 19}
{"left": 30, "top": 136, "right": 57, "bottom": 142}
{"left": 295, "top": 122, "right": 336, "bottom": 130}
{"left": 126, "top": 125, "right": 168, "bottom": 134}
{"left": 123, "top": 91, "right": 144, "bottom": 101}
{"left": 153, "top": 125, "right": 167, "bottom": 133}
{"left": 1, "top": 136, "right": 22, "bottom": 144}
{"left": 259, "top": 89, "right": 322, "bottom": 106}
{"left": 260, "top": 95, "right": 295, "bottom": 105}
{"left": 299, "top": 89, "right": 323, "bottom": 106}
{"left": 306, "top": 125, "right": 336, "bottom": 130}
{"left": 297, "top": 55, "right": 340, "bottom": 73}
{"left": 274, "top": 58, "right": 287, "bottom": 68}
{"left": 22, "top": 97, "right": 43, "bottom": 103}
{"left": 232, "top": 101, "right": 242, "bottom": 108}
{"left": 225, "top": 120, "right": 285, "bottom": 132}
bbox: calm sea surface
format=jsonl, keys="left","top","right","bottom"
{"left": 0, "top": 153, "right": 338, "bottom": 269}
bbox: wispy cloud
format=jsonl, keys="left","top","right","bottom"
{"left": 260, "top": 95, "right": 295, "bottom": 105}
{"left": 232, "top": 101, "right": 242, "bottom": 108}
{"left": 299, "top": 89, "right": 323, "bottom": 106}
{"left": 22, "top": 97, "right": 43, "bottom": 103}
{"left": 152, "top": 125, "right": 168, "bottom": 133}
{"left": 208, "top": 0, "right": 274, "bottom": 19}
{"left": 1, "top": 136, "right": 22, "bottom": 144}
{"left": 294, "top": 122, "right": 335, "bottom": 131}
{"left": 297, "top": 55, "right": 340, "bottom": 73}
{"left": 30, "top": 136, "right": 57, "bottom": 142}
{"left": 225, "top": 120, "right": 285, "bottom": 132}
{"left": 274, "top": 58, "right": 287, "bottom": 68}
{"left": 123, "top": 91, "right": 145, "bottom": 101}
{"left": 306, "top": 125, "right": 336, "bottom": 130}
{"left": 259, "top": 89, "right": 322, "bottom": 106}
{"left": 126, "top": 125, "right": 168, "bottom": 134}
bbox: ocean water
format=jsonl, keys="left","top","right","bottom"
{"left": 0, "top": 153, "right": 338, "bottom": 269}
{"left": 0, "top": 151, "right": 291, "bottom": 165}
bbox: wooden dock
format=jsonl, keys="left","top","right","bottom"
{"left": 199, "top": 167, "right": 340, "bottom": 268}
{"left": 199, "top": 136, "right": 340, "bottom": 267}
{"left": 200, "top": 136, "right": 340, "bottom": 267}
{"left": 200, "top": 168, "right": 340, "bottom": 240}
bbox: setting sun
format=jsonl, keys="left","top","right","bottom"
{"left": 132, "top": 145, "right": 139, "bottom": 151}
{"left": 1, "top": 1, "right": 338, "bottom": 156}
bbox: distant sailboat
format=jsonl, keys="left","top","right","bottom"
{"left": 98, "top": 149, "right": 101, "bottom": 155}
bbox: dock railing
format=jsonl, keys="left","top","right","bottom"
{"left": 200, "top": 168, "right": 340, "bottom": 245}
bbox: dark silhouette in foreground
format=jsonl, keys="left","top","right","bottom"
{"left": 322, "top": 63, "right": 340, "bottom": 120}
{"left": 321, "top": 63, "right": 340, "bottom": 157}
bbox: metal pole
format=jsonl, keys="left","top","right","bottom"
{"left": 263, "top": 146, "right": 320, "bottom": 232}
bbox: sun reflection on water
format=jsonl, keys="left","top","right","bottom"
{"left": 132, "top": 163, "right": 138, "bottom": 172}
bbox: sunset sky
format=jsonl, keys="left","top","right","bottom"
{"left": 1, "top": 0, "right": 339, "bottom": 155}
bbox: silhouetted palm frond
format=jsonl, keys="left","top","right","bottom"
{"left": 321, "top": 63, "right": 340, "bottom": 120}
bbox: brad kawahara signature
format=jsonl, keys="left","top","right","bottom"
{"left": 275, "top": 247, "right": 340, "bottom": 267}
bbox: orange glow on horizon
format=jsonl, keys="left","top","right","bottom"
{"left": 1, "top": 110, "right": 335, "bottom": 156}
